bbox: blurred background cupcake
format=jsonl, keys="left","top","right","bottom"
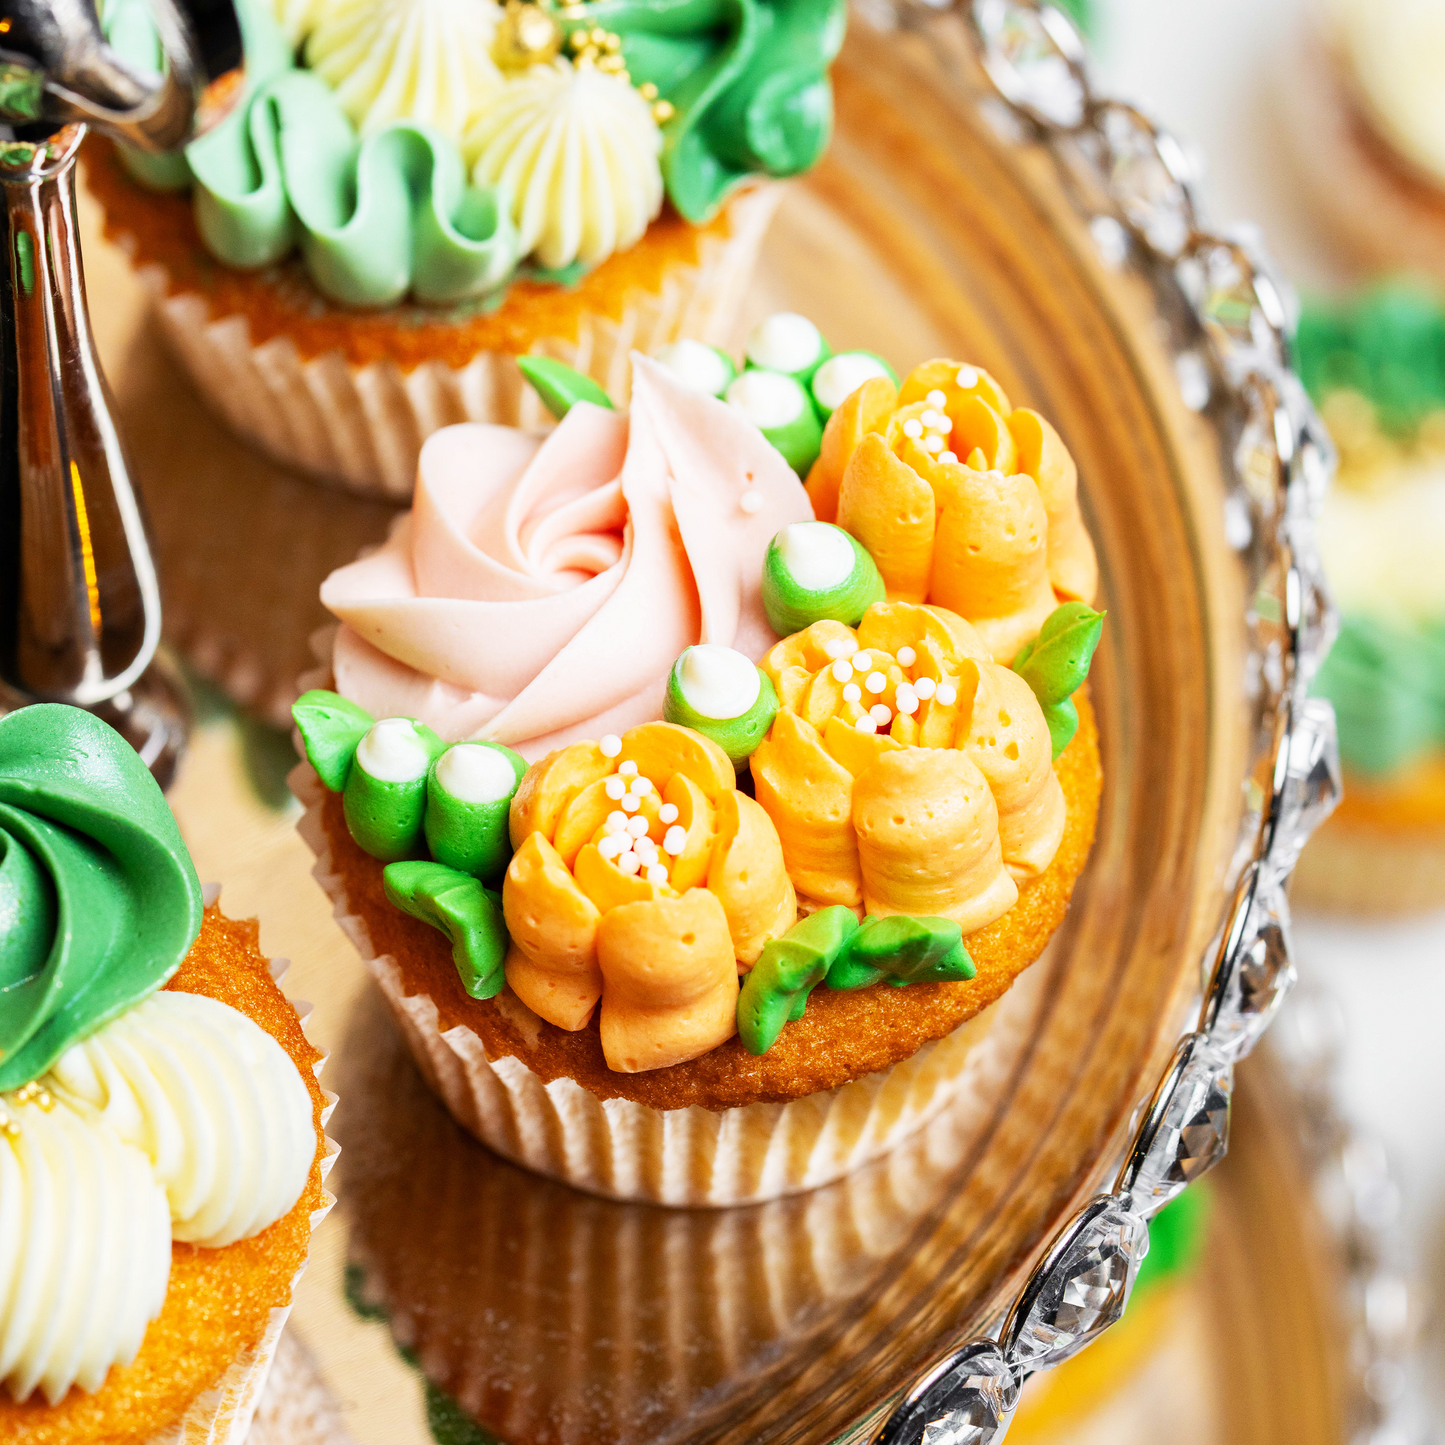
{"left": 1292, "top": 285, "right": 1445, "bottom": 912}
{"left": 89, "top": 0, "right": 844, "bottom": 498}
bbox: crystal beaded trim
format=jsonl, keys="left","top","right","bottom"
{"left": 869, "top": 1, "right": 1344, "bottom": 1439}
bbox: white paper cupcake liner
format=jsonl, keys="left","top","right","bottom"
{"left": 147, "top": 895, "right": 339, "bottom": 1445}
{"left": 132, "top": 185, "right": 782, "bottom": 501}
{"left": 293, "top": 763, "right": 1019, "bottom": 1207}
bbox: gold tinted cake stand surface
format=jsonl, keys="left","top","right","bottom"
{"left": 82, "top": 19, "right": 1340, "bottom": 1445}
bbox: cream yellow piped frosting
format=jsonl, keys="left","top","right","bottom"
{"left": 465, "top": 58, "right": 663, "bottom": 270}
{"left": 47, "top": 991, "right": 316, "bottom": 1249}
{"left": 305, "top": 0, "right": 504, "bottom": 141}
{"left": 0, "top": 1091, "right": 172, "bottom": 1406}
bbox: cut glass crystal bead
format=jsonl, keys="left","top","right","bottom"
{"left": 1122, "top": 1034, "right": 1232, "bottom": 1213}
{"left": 1263, "top": 697, "right": 1340, "bottom": 879}
{"left": 974, "top": 0, "right": 1087, "bottom": 130}
{"left": 1286, "top": 535, "right": 1338, "bottom": 684}
{"left": 1203, "top": 869, "right": 1295, "bottom": 1062}
{"left": 1004, "top": 1198, "right": 1147, "bottom": 1370}
{"left": 1096, "top": 101, "right": 1196, "bottom": 257}
{"left": 1184, "top": 235, "right": 1290, "bottom": 374}
{"left": 872, "top": 1341, "right": 1019, "bottom": 1445}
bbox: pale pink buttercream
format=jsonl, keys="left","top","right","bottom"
{"left": 322, "top": 356, "right": 814, "bottom": 758}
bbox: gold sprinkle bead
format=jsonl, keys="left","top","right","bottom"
{"left": 493, "top": 0, "right": 563, "bottom": 70}
{"left": 590, "top": 26, "right": 607, "bottom": 42}
{"left": 652, "top": 99, "right": 675, "bottom": 124}
{"left": 568, "top": 27, "right": 587, "bottom": 49}
{"left": 638, "top": 81, "right": 658, "bottom": 100}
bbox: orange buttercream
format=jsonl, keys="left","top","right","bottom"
{"left": 0, "top": 908, "right": 327, "bottom": 1445}
{"left": 502, "top": 721, "right": 795, "bottom": 1070}
{"left": 807, "top": 360, "right": 1098, "bottom": 661}
{"left": 82, "top": 137, "right": 739, "bottom": 372}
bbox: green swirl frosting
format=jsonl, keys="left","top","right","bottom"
{"left": 579, "top": 0, "right": 846, "bottom": 223}
{"left": 0, "top": 705, "right": 203, "bottom": 1091}
{"left": 107, "top": 0, "right": 842, "bottom": 307}
{"left": 1312, "top": 615, "right": 1445, "bottom": 776}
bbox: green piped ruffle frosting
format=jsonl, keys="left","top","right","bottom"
{"left": 108, "top": 0, "right": 518, "bottom": 308}
{"left": 0, "top": 705, "right": 203, "bottom": 1091}
{"left": 106, "top": 0, "right": 843, "bottom": 307}
{"left": 579, "top": 0, "right": 845, "bottom": 224}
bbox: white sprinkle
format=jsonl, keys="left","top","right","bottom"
{"left": 854, "top": 714, "right": 877, "bottom": 734}
{"left": 600, "top": 734, "right": 622, "bottom": 758}
{"left": 606, "top": 810, "right": 629, "bottom": 832}
{"left": 936, "top": 683, "right": 958, "bottom": 706}
{"left": 822, "top": 636, "right": 857, "bottom": 660}
{"left": 663, "top": 825, "right": 687, "bottom": 855}
{"left": 629, "top": 776, "right": 652, "bottom": 796}
{"left": 618, "top": 760, "right": 638, "bottom": 777}
{"left": 902, "top": 418, "right": 923, "bottom": 439}
{"left": 870, "top": 704, "right": 893, "bottom": 726}
{"left": 616, "top": 850, "right": 642, "bottom": 876}
{"left": 842, "top": 682, "right": 862, "bottom": 703}
{"left": 621, "top": 793, "right": 641, "bottom": 813}
{"left": 935, "top": 414, "right": 953, "bottom": 434}
{"left": 634, "top": 836, "right": 659, "bottom": 861}
{"left": 740, "top": 489, "right": 764, "bottom": 515}
{"left": 658, "top": 802, "right": 679, "bottom": 825}
{"left": 915, "top": 676, "right": 937, "bottom": 699}
{"left": 897, "top": 645, "right": 916, "bottom": 666}
{"left": 865, "top": 670, "right": 887, "bottom": 694}
{"left": 646, "top": 864, "right": 670, "bottom": 885}
{"left": 926, "top": 389, "right": 947, "bottom": 407}
{"left": 831, "top": 658, "right": 854, "bottom": 682}
{"left": 626, "top": 815, "right": 650, "bottom": 839}
{"left": 939, "top": 450, "right": 958, "bottom": 465}
{"left": 597, "top": 834, "right": 625, "bottom": 860}
{"left": 956, "top": 365, "right": 979, "bottom": 388}
{"left": 605, "top": 777, "right": 626, "bottom": 800}
{"left": 924, "top": 435, "right": 944, "bottom": 454}
{"left": 852, "top": 652, "right": 871, "bottom": 670}
{"left": 896, "top": 687, "right": 919, "bottom": 715}
{"left": 921, "top": 409, "right": 944, "bottom": 429}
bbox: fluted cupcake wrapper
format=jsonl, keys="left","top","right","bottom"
{"left": 134, "top": 186, "right": 782, "bottom": 501}
{"left": 149, "top": 900, "right": 339, "bottom": 1445}
{"left": 293, "top": 763, "right": 1022, "bottom": 1207}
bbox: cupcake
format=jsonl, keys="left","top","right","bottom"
{"left": 293, "top": 352, "right": 1104, "bottom": 1204}
{"left": 1292, "top": 287, "right": 1445, "bottom": 912}
{"left": 90, "top": 0, "right": 844, "bottom": 498}
{"left": 1285, "top": 0, "right": 1445, "bottom": 280}
{"left": 0, "top": 704, "right": 334, "bottom": 1441}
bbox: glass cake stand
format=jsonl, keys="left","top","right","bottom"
{"left": 77, "top": 6, "right": 1334, "bottom": 1442}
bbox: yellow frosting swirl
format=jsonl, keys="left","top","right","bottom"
{"left": 47, "top": 991, "right": 316, "bottom": 1249}
{"left": 268, "top": 0, "right": 329, "bottom": 46}
{"left": 304, "top": 0, "right": 504, "bottom": 142}
{"left": 0, "top": 1091, "right": 171, "bottom": 1405}
{"left": 465, "top": 58, "right": 663, "bottom": 270}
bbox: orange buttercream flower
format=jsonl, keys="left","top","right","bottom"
{"left": 806, "top": 361, "right": 1098, "bottom": 664}
{"left": 751, "top": 601, "right": 1065, "bottom": 934}
{"left": 502, "top": 722, "right": 796, "bottom": 1072}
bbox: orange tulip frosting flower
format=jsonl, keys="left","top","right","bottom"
{"left": 806, "top": 360, "right": 1098, "bottom": 664}
{"left": 502, "top": 722, "right": 796, "bottom": 1072}
{"left": 751, "top": 601, "right": 1065, "bottom": 933}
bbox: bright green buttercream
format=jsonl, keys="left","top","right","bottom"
{"left": 0, "top": 705, "right": 202, "bottom": 1091}
{"left": 108, "top": 0, "right": 843, "bottom": 306}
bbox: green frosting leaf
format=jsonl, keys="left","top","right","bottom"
{"left": 293, "top": 688, "right": 374, "bottom": 792}
{"left": 0, "top": 705, "right": 203, "bottom": 1090}
{"left": 518, "top": 356, "right": 616, "bottom": 420}
{"left": 576, "top": 0, "right": 846, "bottom": 223}
{"left": 1311, "top": 614, "right": 1445, "bottom": 775}
{"left": 825, "top": 914, "right": 975, "bottom": 991}
{"left": 383, "top": 861, "right": 509, "bottom": 999}
{"left": 737, "top": 905, "right": 857, "bottom": 1054}
{"left": 1013, "top": 602, "right": 1104, "bottom": 759}
{"left": 108, "top": 0, "right": 517, "bottom": 308}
